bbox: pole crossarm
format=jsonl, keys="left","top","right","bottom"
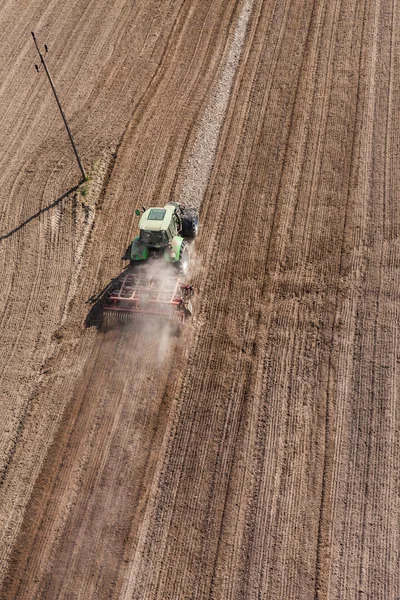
{"left": 31, "top": 31, "right": 86, "bottom": 181}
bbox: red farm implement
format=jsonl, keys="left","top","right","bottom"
{"left": 102, "top": 269, "right": 193, "bottom": 327}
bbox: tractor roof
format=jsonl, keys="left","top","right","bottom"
{"left": 139, "top": 205, "right": 175, "bottom": 232}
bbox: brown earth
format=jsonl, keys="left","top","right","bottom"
{"left": 0, "top": 0, "right": 399, "bottom": 598}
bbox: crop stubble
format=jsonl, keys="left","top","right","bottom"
{"left": 0, "top": 0, "right": 399, "bottom": 598}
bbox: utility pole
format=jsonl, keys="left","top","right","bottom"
{"left": 31, "top": 31, "right": 86, "bottom": 181}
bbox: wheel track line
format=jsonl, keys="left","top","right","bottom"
{"left": 151, "top": 343, "right": 233, "bottom": 598}
{"left": 387, "top": 321, "right": 399, "bottom": 598}
{"left": 265, "top": 310, "right": 303, "bottom": 599}
{"left": 225, "top": 0, "right": 334, "bottom": 592}
{"left": 251, "top": 0, "right": 342, "bottom": 590}
{"left": 233, "top": 315, "right": 295, "bottom": 595}
{"left": 329, "top": 0, "right": 381, "bottom": 595}
{"left": 280, "top": 0, "right": 340, "bottom": 296}
{"left": 195, "top": 0, "right": 293, "bottom": 286}
{"left": 126, "top": 342, "right": 211, "bottom": 598}
{"left": 167, "top": 351, "right": 250, "bottom": 599}
{"left": 336, "top": 1, "right": 392, "bottom": 596}
{"left": 384, "top": 1, "right": 400, "bottom": 593}
{"left": 269, "top": 0, "right": 335, "bottom": 268}
{"left": 358, "top": 1, "right": 396, "bottom": 595}
{"left": 318, "top": 0, "right": 374, "bottom": 592}
{"left": 313, "top": 0, "right": 370, "bottom": 596}
{"left": 254, "top": 313, "right": 304, "bottom": 597}
{"left": 201, "top": 354, "right": 253, "bottom": 599}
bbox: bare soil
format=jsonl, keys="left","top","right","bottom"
{"left": 0, "top": 0, "right": 399, "bottom": 598}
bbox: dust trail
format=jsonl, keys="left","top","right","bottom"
{"left": 130, "top": 260, "right": 183, "bottom": 364}
{"left": 177, "top": 0, "right": 253, "bottom": 210}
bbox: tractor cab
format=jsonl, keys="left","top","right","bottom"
{"left": 138, "top": 206, "right": 179, "bottom": 248}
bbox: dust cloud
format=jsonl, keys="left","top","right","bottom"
{"left": 119, "top": 255, "right": 193, "bottom": 364}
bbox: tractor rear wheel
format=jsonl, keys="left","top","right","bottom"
{"left": 177, "top": 240, "right": 189, "bottom": 275}
{"left": 181, "top": 208, "right": 199, "bottom": 238}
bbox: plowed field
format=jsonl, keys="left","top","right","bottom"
{"left": 0, "top": 0, "right": 399, "bottom": 598}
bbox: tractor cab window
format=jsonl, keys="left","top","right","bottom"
{"left": 148, "top": 209, "right": 166, "bottom": 221}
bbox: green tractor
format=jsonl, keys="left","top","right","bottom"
{"left": 128, "top": 202, "right": 199, "bottom": 275}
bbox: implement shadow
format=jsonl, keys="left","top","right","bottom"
{"left": 85, "top": 267, "right": 129, "bottom": 329}
{"left": 0, "top": 183, "right": 81, "bottom": 241}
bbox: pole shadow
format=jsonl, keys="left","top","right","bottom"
{"left": 0, "top": 183, "right": 81, "bottom": 241}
